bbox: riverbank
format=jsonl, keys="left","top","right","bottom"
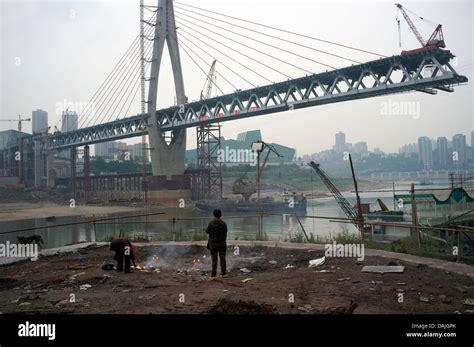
{"left": 1, "top": 241, "right": 473, "bottom": 314}
{"left": 0, "top": 203, "right": 143, "bottom": 222}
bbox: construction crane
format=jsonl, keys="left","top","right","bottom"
{"left": 200, "top": 60, "right": 217, "bottom": 101}
{"left": 308, "top": 160, "right": 365, "bottom": 235}
{"left": 395, "top": 3, "right": 445, "bottom": 54}
{"left": 0, "top": 115, "right": 31, "bottom": 183}
{"left": 251, "top": 141, "right": 283, "bottom": 207}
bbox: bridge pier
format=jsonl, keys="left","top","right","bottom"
{"left": 46, "top": 151, "right": 55, "bottom": 189}
{"left": 34, "top": 140, "right": 43, "bottom": 188}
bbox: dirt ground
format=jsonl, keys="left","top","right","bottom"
{"left": 1, "top": 244, "right": 473, "bottom": 314}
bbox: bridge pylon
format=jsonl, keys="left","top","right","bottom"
{"left": 146, "top": 0, "right": 186, "bottom": 180}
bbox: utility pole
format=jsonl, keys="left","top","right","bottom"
{"left": 140, "top": 0, "right": 148, "bottom": 203}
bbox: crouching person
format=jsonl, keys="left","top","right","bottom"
{"left": 110, "top": 237, "right": 136, "bottom": 273}
{"left": 206, "top": 209, "right": 228, "bottom": 279}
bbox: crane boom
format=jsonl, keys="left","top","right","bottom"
{"left": 396, "top": 3, "right": 426, "bottom": 47}
{"left": 200, "top": 60, "right": 217, "bottom": 101}
{"left": 308, "top": 161, "right": 358, "bottom": 221}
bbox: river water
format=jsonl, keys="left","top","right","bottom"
{"left": 0, "top": 181, "right": 449, "bottom": 249}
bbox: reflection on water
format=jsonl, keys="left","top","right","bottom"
{"left": 1, "top": 182, "right": 438, "bottom": 249}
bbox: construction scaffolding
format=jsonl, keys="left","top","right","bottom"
{"left": 196, "top": 124, "right": 222, "bottom": 200}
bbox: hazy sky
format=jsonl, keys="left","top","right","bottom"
{"left": 1, "top": 0, "right": 473, "bottom": 156}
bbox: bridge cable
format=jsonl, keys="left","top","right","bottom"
{"left": 176, "top": 20, "right": 302, "bottom": 77}
{"left": 175, "top": 6, "right": 361, "bottom": 65}
{"left": 107, "top": 39, "right": 156, "bottom": 123}
{"left": 85, "top": 27, "right": 155, "bottom": 127}
{"left": 175, "top": 2, "right": 387, "bottom": 58}
{"left": 82, "top": 22, "right": 155, "bottom": 127}
{"left": 180, "top": 32, "right": 257, "bottom": 89}
{"left": 178, "top": 39, "right": 237, "bottom": 91}
{"left": 179, "top": 43, "right": 225, "bottom": 96}
{"left": 79, "top": 12, "right": 157, "bottom": 129}
{"left": 175, "top": 10, "right": 340, "bottom": 68}
{"left": 96, "top": 38, "right": 154, "bottom": 126}
{"left": 177, "top": 27, "right": 274, "bottom": 84}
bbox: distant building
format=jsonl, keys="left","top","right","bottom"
{"left": 95, "top": 141, "right": 128, "bottom": 159}
{"left": 436, "top": 137, "right": 448, "bottom": 166}
{"left": 335, "top": 131, "right": 346, "bottom": 153}
{"left": 61, "top": 111, "right": 78, "bottom": 132}
{"left": 373, "top": 147, "right": 384, "bottom": 156}
{"left": 185, "top": 129, "right": 295, "bottom": 164}
{"left": 398, "top": 143, "right": 418, "bottom": 156}
{"left": 32, "top": 109, "right": 48, "bottom": 134}
{"left": 131, "top": 142, "right": 149, "bottom": 162}
{"left": 353, "top": 142, "right": 368, "bottom": 157}
{"left": 418, "top": 136, "right": 433, "bottom": 170}
{"left": 471, "top": 131, "right": 474, "bottom": 147}
{"left": 236, "top": 129, "right": 262, "bottom": 145}
{"left": 452, "top": 133, "right": 467, "bottom": 168}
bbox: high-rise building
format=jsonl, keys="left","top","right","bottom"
{"left": 418, "top": 136, "right": 433, "bottom": 170}
{"left": 32, "top": 109, "right": 48, "bottom": 134}
{"left": 471, "top": 131, "right": 474, "bottom": 147}
{"left": 436, "top": 137, "right": 448, "bottom": 166}
{"left": 335, "top": 131, "right": 346, "bottom": 153}
{"left": 452, "top": 134, "right": 467, "bottom": 168}
{"left": 94, "top": 141, "right": 128, "bottom": 159}
{"left": 61, "top": 111, "right": 78, "bottom": 132}
{"left": 353, "top": 142, "right": 368, "bottom": 157}
{"left": 132, "top": 142, "right": 149, "bottom": 162}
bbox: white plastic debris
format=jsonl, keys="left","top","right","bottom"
{"left": 268, "top": 260, "right": 277, "bottom": 265}
{"left": 308, "top": 256, "right": 326, "bottom": 268}
{"left": 239, "top": 268, "right": 252, "bottom": 273}
{"left": 79, "top": 284, "right": 92, "bottom": 291}
{"left": 283, "top": 264, "right": 294, "bottom": 269}
{"left": 241, "top": 278, "right": 253, "bottom": 283}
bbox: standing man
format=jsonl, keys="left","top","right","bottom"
{"left": 206, "top": 209, "right": 228, "bottom": 278}
{"left": 110, "top": 237, "right": 136, "bottom": 274}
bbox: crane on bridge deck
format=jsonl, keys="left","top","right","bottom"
{"left": 396, "top": 3, "right": 445, "bottom": 55}
{"left": 0, "top": 115, "right": 31, "bottom": 184}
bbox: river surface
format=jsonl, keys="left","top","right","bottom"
{"left": 0, "top": 181, "right": 450, "bottom": 249}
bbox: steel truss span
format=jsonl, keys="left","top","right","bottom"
{"left": 43, "top": 48, "right": 467, "bottom": 150}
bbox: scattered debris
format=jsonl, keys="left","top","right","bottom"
{"left": 283, "top": 264, "right": 294, "bottom": 270}
{"left": 268, "top": 260, "right": 277, "bottom": 265}
{"left": 138, "top": 294, "right": 155, "bottom": 300}
{"left": 79, "top": 284, "right": 92, "bottom": 291}
{"left": 337, "top": 277, "right": 351, "bottom": 282}
{"left": 361, "top": 266, "right": 405, "bottom": 274}
{"left": 298, "top": 304, "right": 313, "bottom": 313}
{"left": 241, "top": 278, "right": 253, "bottom": 283}
{"left": 239, "top": 268, "right": 252, "bottom": 274}
{"left": 419, "top": 295, "right": 430, "bottom": 303}
{"left": 397, "top": 282, "right": 407, "bottom": 286}
{"left": 463, "top": 298, "right": 474, "bottom": 306}
{"left": 315, "top": 270, "right": 332, "bottom": 273}
{"left": 101, "top": 263, "right": 115, "bottom": 271}
{"left": 308, "top": 256, "right": 325, "bottom": 268}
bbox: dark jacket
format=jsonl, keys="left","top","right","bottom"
{"left": 206, "top": 219, "right": 228, "bottom": 250}
{"left": 110, "top": 238, "right": 135, "bottom": 261}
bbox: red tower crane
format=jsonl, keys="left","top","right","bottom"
{"left": 396, "top": 3, "right": 445, "bottom": 55}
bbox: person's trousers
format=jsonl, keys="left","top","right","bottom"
{"left": 210, "top": 248, "right": 226, "bottom": 277}
{"left": 115, "top": 252, "right": 131, "bottom": 273}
